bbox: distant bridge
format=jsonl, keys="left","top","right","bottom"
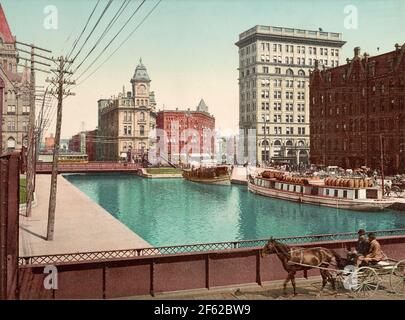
{"left": 35, "top": 162, "right": 140, "bottom": 174}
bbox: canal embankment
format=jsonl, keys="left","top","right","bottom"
{"left": 19, "top": 174, "right": 151, "bottom": 257}
{"left": 137, "top": 167, "right": 183, "bottom": 179}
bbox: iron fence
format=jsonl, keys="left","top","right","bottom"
{"left": 18, "top": 228, "right": 405, "bottom": 266}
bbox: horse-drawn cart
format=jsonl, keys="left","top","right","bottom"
{"left": 261, "top": 238, "right": 405, "bottom": 298}
{"left": 337, "top": 259, "right": 405, "bottom": 297}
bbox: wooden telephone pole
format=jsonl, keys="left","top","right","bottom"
{"left": 16, "top": 41, "right": 52, "bottom": 217}
{"left": 45, "top": 56, "right": 75, "bottom": 241}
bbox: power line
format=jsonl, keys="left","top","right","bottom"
{"left": 74, "top": 0, "right": 161, "bottom": 88}
{"left": 66, "top": 0, "right": 101, "bottom": 61}
{"left": 74, "top": 0, "right": 147, "bottom": 82}
{"left": 73, "top": 0, "right": 132, "bottom": 73}
{"left": 70, "top": 0, "right": 113, "bottom": 65}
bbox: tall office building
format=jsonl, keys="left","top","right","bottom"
{"left": 235, "top": 25, "right": 345, "bottom": 165}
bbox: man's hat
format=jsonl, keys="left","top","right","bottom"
{"left": 358, "top": 229, "right": 366, "bottom": 235}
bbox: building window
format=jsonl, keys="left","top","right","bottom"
{"left": 22, "top": 105, "right": 30, "bottom": 114}
{"left": 7, "top": 137, "right": 16, "bottom": 149}
{"left": 7, "top": 105, "right": 16, "bottom": 113}
{"left": 140, "top": 125, "right": 145, "bottom": 136}
{"left": 275, "top": 67, "right": 281, "bottom": 74}
{"left": 273, "top": 102, "right": 281, "bottom": 111}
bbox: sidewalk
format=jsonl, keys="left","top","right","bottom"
{"left": 130, "top": 276, "right": 405, "bottom": 300}
{"left": 19, "top": 174, "right": 151, "bottom": 257}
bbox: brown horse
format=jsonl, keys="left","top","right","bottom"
{"left": 261, "top": 238, "right": 346, "bottom": 295}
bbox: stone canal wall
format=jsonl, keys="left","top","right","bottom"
{"left": 18, "top": 234, "right": 405, "bottom": 299}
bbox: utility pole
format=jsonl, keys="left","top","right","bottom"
{"left": 380, "top": 134, "right": 385, "bottom": 197}
{"left": 16, "top": 41, "right": 52, "bottom": 217}
{"left": 33, "top": 88, "right": 49, "bottom": 191}
{"left": 45, "top": 56, "right": 75, "bottom": 241}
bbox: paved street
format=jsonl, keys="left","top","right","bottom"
{"left": 133, "top": 276, "right": 405, "bottom": 300}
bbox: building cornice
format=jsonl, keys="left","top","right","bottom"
{"left": 236, "top": 33, "right": 346, "bottom": 49}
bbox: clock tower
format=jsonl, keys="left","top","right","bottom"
{"left": 130, "top": 58, "right": 151, "bottom": 109}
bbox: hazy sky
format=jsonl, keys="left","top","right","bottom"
{"left": 3, "top": 0, "right": 405, "bottom": 139}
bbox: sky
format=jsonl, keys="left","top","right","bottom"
{"left": 2, "top": 0, "right": 405, "bottom": 139}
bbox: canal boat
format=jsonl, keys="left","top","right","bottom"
{"left": 248, "top": 170, "right": 396, "bottom": 211}
{"left": 182, "top": 165, "right": 231, "bottom": 185}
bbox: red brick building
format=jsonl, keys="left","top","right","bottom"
{"left": 68, "top": 129, "right": 97, "bottom": 161}
{"left": 156, "top": 99, "right": 215, "bottom": 164}
{"left": 310, "top": 45, "right": 405, "bottom": 174}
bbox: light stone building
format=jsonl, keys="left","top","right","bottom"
{"left": 235, "top": 25, "right": 345, "bottom": 165}
{"left": 0, "top": 5, "right": 31, "bottom": 153}
{"left": 98, "top": 59, "right": 157, "bottom": 161}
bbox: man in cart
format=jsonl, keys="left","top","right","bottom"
{"left": 347, "top": 229, "right": 370, "bottom": 265}
{"left": 356, "top": 233, "right": 385, "bottom": 267}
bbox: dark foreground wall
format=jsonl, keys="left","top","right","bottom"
{"left": 18, "top": 235, "right": 405, "bottom": 299}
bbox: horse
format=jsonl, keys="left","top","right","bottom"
{"left": 261, "top": 238, "right": 347, "bottom": 296}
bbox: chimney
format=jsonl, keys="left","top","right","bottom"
{"left": 354, "top": 46, "right": 361, "bottom": 57}
{"left": 395, "top": 43, "right": 401, "bottom": 51}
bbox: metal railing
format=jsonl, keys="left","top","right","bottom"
{"left": 35, "top": 162, "right": 140, "bottom": 172}
{"left": 19, "top": 228, "right": 405, "bottom": 266}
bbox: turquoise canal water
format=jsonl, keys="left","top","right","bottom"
{"left": 64, "top": 174, "right": 405, "bottom": 247}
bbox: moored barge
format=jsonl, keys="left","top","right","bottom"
{"left": 248, "top": 170, "right": 395, "bottom": 211}
{"left": 182, "top": 165, "right": 231, "bottom": 185}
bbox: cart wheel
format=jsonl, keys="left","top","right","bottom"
{"left": 390, "top": 260, "right": 405, "bottom": 295}
{"left": 391, "top": 186, "right": 402, "bottom": 197}
{"left": 352, "top": 267, "right": 380, "bottom": 298}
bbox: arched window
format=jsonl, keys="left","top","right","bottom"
{"left": 286, "top": 68, "right": 294, "bottom": 76}
{"left": 286, "top": 140, "right": 293, "bottom": 146}
{"left": 261, "top": 140, "right": 269, "bottom": 146}
{"left": 297, "top": 140, "right": 305, "bottom": 147}
{"left": 274, "top": 140, "right": 281, "bottom": 146}
{"left": 287, "top": 150, "right": 295, "bottom": 156}
{"left": 7, "top": 137, "right": 16, "bottom": 149}
{"left": 298, "top": 69, "right": 305, "bottom": 76}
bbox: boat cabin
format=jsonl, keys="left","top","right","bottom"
{"left": 252, "top": 176, "right": 383, "bottom": 201}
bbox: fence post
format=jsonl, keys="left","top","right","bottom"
{"left": 0, "top": 152, "right": 20, "bottom": 300}
{"left": 256, "top": 250, "right": 262, "bottom": 286}
{"left": 205, "top": 254, "right": 210, "bottom": 290}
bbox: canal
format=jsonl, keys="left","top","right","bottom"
{"left": 65, "top": 174, "right": 405, "bottom": 247}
